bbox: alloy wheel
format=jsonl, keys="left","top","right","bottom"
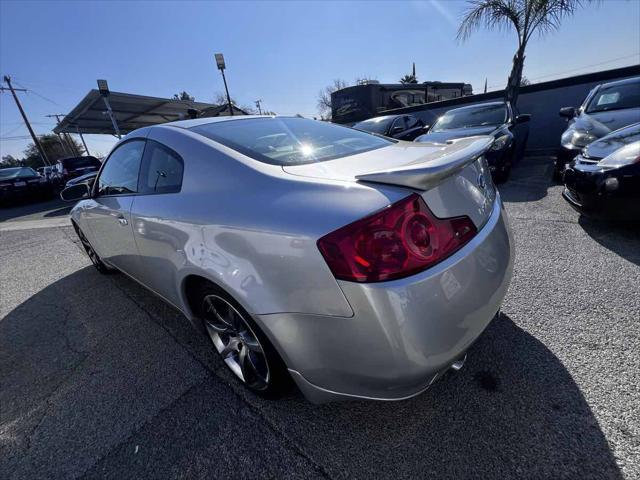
{"left": 202, "top": 294, "right": 270, "bottom": 390}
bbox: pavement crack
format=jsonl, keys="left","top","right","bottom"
{"left": 76, "top": 382, "right": 204, "bottom": 479}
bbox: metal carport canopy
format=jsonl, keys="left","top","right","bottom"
{"left": 53, "top": 89, "right": 216, "bottom": 135}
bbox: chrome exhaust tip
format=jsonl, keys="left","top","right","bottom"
{"left": 450, "top": 354, "right": 467, "bottom": 371}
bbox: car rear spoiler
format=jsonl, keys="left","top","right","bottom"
{"left": 355, "top": 136, "right": 494, "bottom": 191}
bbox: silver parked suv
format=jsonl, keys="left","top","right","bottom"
{"left": 61, "top": 116, "right": 513, "bottom": 403}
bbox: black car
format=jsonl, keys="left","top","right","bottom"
{"left": 352, "top": 114, "right": 427, "bottom": 141}
{"left": 0, "top": 166, "right": 51, "bottom": 205}
{"left": 415, "top": 101, "right": 531, "bottom": 183}
{"left": 55, "top": 155, "right": 102, "bottom": 182}
{"left": 563, "top": 123, "right": 640, "bottom": 221}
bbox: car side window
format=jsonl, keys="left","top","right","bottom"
{"left": 139, "top": 140, "right": 184, "bottom": 194}
{"left": 406, "top": 116, "right": 421, "bottom": 129}
{"left": 391, "top": 117, "right": 406, "bottom": 132}
{"left": 96, "top": 140, "right": 145, "bottom": 196}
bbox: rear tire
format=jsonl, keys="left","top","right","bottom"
{"left": 72, "top": 223, "right": 117, "bottom": 274}
{"left": 195, "top": 282, "right": 291, "bottom": 398}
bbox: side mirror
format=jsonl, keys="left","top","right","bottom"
{"left": 515, "top": 114, "right": 531, "bottom": 124}
{"left": 559, "top": 106, "right": 576, "bottom": 119}
{"left": 60, "top": 183, "right": 90, "bottom": 202}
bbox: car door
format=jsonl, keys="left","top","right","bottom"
{"left": 82, "top": 139, "right": 145, "bottom": 275}
{"left": 129, "top": 138, "right": 186, "bottom": 306}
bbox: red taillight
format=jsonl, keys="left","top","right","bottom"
{"left": 317, "top": 194, "right": 477, "bottom": 282}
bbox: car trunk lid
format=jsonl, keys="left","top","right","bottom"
{"left": 283, "top": 136, "right": 496, "bottom": 229}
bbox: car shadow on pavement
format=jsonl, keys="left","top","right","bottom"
{"left": 578, "top": 216, "right": 640, "bottom": 267}
{"left": 241, "top": 313, "right": 623, "bottom": 479}
{"left": 0, "top": 266, "right": 623, "bottom": 479}
{"left": 498, "top": 156, "right": 555, "bottom": 203}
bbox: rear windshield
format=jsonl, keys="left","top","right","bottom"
{"left": 432, "top": 104, "right": 506, "bottom": 131}
{"left": 61, "top": 156, "right": 101, "bottom": 169}
{"left": 586, "top": 80, "right": 640, "bottom": 113}
{"left": 353, "top": 117, "right": 394, "bottom": 134}
{"left": 0, "top": 167, "right": 38, "bottom": 179}
{"left": 189, "top": 117, "right": 393, "bottom": 165}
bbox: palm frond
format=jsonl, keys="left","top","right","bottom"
{"left": 525, "top": 0, "right": 594, "bottom": 41}
{"left": 457, "top": 0, "right": 523, "bottom": 42}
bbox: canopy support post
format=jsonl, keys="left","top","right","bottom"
{"left": 101, "top": 95, "right": 121, "bottom": 138}
{"left": 76, "top": 126, "right": 90, "bottom": 156}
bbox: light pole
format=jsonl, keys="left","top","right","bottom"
{"left": 97, "top": 79, "right": 121, "bottom": 138}
{"left": 254, "top": 99, "right": 263, "bottom": 115}
{"left": 214, "top": 53, "right": 234, "bottom": 116}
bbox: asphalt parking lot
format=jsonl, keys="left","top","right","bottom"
{"left": 1, "top": 156, "right": 638, "bottom": 480}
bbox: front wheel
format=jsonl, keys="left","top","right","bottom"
{"left": 196, "top": 284, "right": 291, "bottom": 398}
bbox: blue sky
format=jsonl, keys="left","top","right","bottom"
{"left": 1, "top": 0, "right": 639, "bottom": 159}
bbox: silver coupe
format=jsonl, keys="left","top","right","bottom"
{"left": 62, "top": 116, "right": 513, "bottom": 403}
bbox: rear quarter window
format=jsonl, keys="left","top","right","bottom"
{"left": 139, "top": 140, "right": 184, "bottom": 194}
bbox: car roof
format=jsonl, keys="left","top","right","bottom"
{"left": 165, "top": 115, "right": 280, "bottom": 130}
{"left": 354, "top": 115, "right": 400, "bottom": 123}
{"left": 599, "top": 76, "right": 640, "bottom": 89}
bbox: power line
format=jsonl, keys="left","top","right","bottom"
{"left": 486, "top": 52, "right": 640, "bottom": 90}
{"left": 0, "top": 135, "right": 33, "bottom": 141}
{"left": 11, "top": 79, "right": 62, "bottom": 106}
{"left": 528, "top": 53, "right": 640, "bottom": 82}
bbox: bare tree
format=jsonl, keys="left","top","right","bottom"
{"left": 173, "top": 91, "right": 195, "bottom": 101}
{"left": 212, "top": 92, "right": 256, "bottom": 114}
{"left": 458, "top": 0, "right": 595, "bottom": 109}
{"left": 317, "top": 79, "right": 349, "bottom": 119}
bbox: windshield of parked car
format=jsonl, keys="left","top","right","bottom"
{"left": 190, "top": 117, "right": 394, "bottom": 165}
{"left": 0, "top": 167, "right": 38, "bottom": 179}
{"left": 586, "top": 80, "right": 640, "bottom": 113}
{"left": 432, "top": 104, "right": 506, "bottom": 131}
{"left": 352, "top": 117, "right": 394, "bottom": 135}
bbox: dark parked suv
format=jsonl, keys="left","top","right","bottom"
{"left": 55, "top": 156, "right": 102, "bottom": 182}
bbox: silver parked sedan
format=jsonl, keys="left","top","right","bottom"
{"left": 61, "top": 116, "right": 513, "bottom": 403}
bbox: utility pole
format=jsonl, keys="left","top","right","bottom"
{"left": 254, "top": 99, "right": 263, "bottom": 115}
{"left": 2, "top": 75, "right": 50, "bottom": 166}
{"left": 214, "top": 53, "right": 234, "bottom": 116}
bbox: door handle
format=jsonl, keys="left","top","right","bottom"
{"left": 116, "top": 215, "right": 128, "bottom": 226}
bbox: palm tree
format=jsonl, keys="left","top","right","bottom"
{"left": 457, "top": 0, "right": 595, "bottom": 109}
{"left": 399, "top": 74, "right": 418, "bottom": 84}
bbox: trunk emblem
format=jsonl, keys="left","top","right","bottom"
{"left": 477, "top": 172, "right": 487, "bottom": 191}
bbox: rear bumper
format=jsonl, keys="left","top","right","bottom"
{"left": 256, "top": 197, "right": 514, "bottom": 403}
